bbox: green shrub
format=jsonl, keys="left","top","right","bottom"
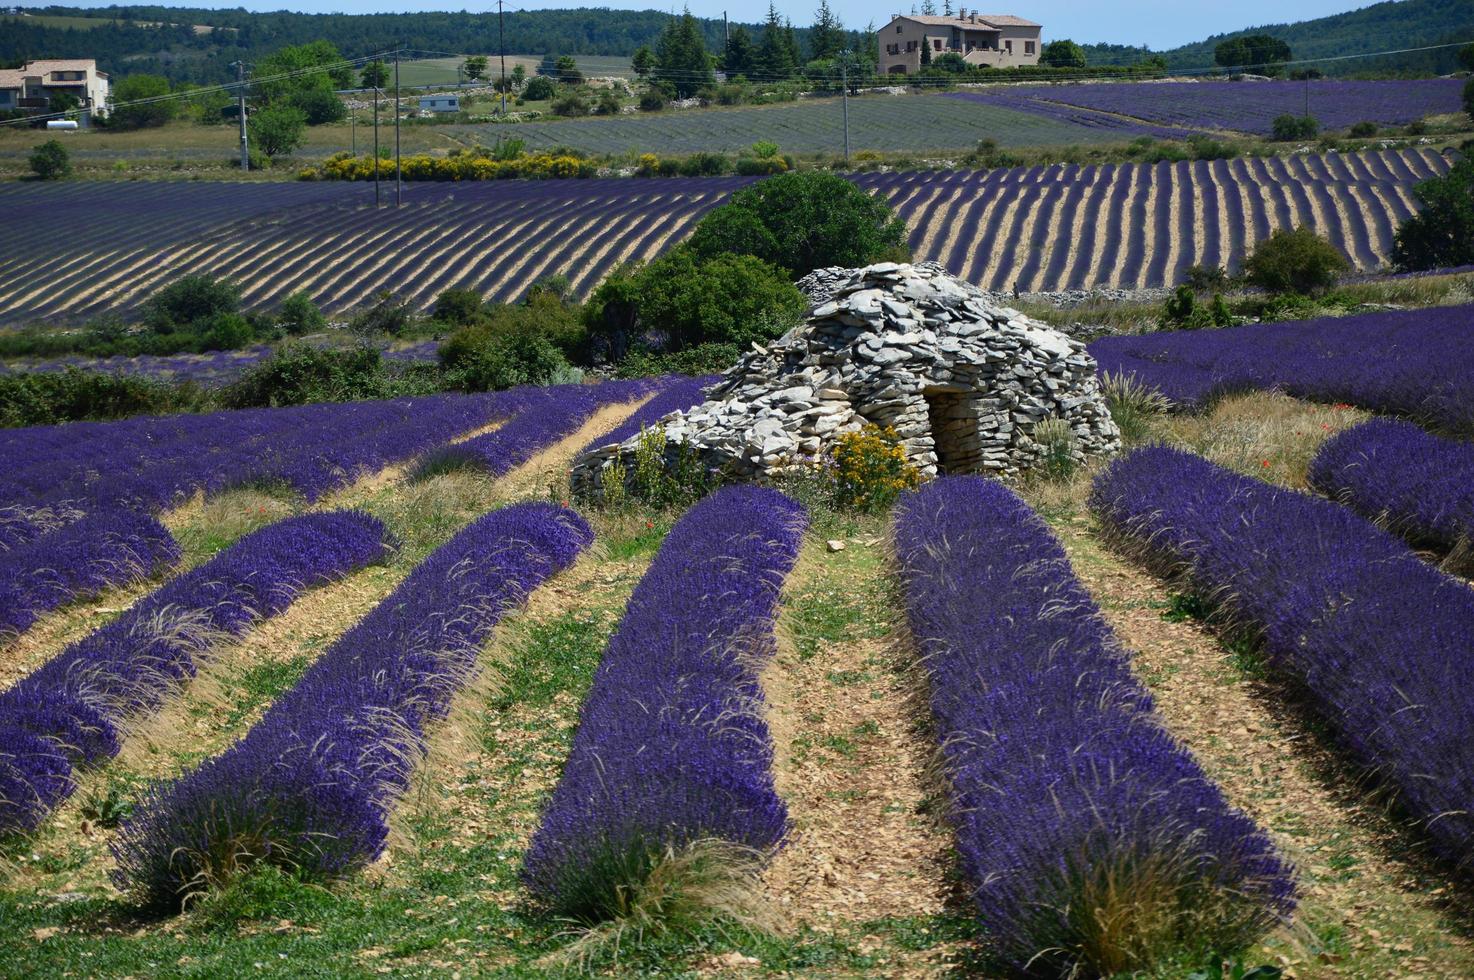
{"left": 248, "top": 104, "right": 308, "bottom": 159}
{"left": 678, "top": 152, "right": 728, "bottom": 176}
{"left": 1161, "top": 286, "right": 1233, "bottom": 329}
{"left": 144, "top": 274, "right": 241, "bottom": 334}
{"left": 551, "top": 91, "right": 590, "bottom": 117}
{"left": 1032, "top": 417, "right": 1079, "bottom": 482}
{"left": 432, "top": 288, "right": 486, "bottom": 326}
{"left": 442, "top": 330, "right": 572, "bottom": 391}
{"left": 347, "top": 292, "right": 415, "bottom": 337}
{"left": 638, "top": 88, "right": 667, "bottom": 111}
{"left": 523, "top": 75, "right": 557, "bottom": 101}
{"left": 1100, "top": 372, "right": 1169, "bottom": 443}
{"left": 1392, "top": 159, "right": 1474, "bottom": 272}
{"left": 1244, "top": 225, "right": 1348, "bottom": 295}
{"left": 0, "top": 368, "right": 206, "bottom": 428}
{"left": 1270, "top": 114, "right": 1318, "bottom": 141}
{"left": 276, "top": 291, "right": 325, "bottom": 334}
{"left": 29, "top": 140, "right": 71, "bottom": 180}
{"left": 1348, "top": 121, "right": 1379, "bottom": 138}
{"left": 734, "top": 156, "right": 788, "bottom": 176}
{"left": 1184, "top": 264, "right": 1230, "bottom": 294}
{"left": 585, "top": 246, "right": 806, "bottom": 357}
{"left": 826, "top": 425, "right": 921, "bottom": 512}
{"left": 685, "top": 170, "right": 908, "bottom": 276}
{"left": 221, "top": 344, "right": 434, "bottom": 408}
{"left": 613, "top": 341, "right": 742, "bottom": 378}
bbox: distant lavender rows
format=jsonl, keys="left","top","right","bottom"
{"left": 1088, "top": 304, "right": 1474, "bottom": 433}
{"left": 0, "top": 149, "right": 1447, "bottom": 325}
{"left": 948, "top": 78, "right": 1464, "bottom": 137}
{"left": 0, "top": 341, "right": 440, "bottom": 388}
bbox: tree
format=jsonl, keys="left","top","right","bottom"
{"left": 687, "top": 171, "right": 908, "bottom": 276}
{"left": 144, "top": 274, "right": 240, "bottom": 333}
{"left": 932, "top": 52, "right": 968, "bottom": 74}
{"left": 1458, "top": 42, "right": 1474, "bottom": 73}
{"left": 463, "top": 55, "right": 488, "bottom": 83}
{"left": 248, "top": 103, "right": 307, "bottom": 159}
{"left": 724, "top": 26, "right": 756, "bottom": 76}
{"left": 536, "top": 53, "right": 558, "bottom": 76}
{"left": 1270, "top": 113, "right": 1318, "bottom": 140}
{"left": 276, "top": 291, "right": 325, "bottom": 334}
{"left": 290, "top": 87, "right": 346, "bottom": 125}
{"left": 555, "top": 55, "right": 583, "bottom": 84}
{"left": 28, "top": 140, "right": 70, "bottom": 180}
{"left": 361, "top": 60, "right": 389, "bottom": 89}
{"left": 810, "top": 0, "right": 845, "bottom": 62}
{"left": 1244, "top": 225, "right": 1348, "bottom": 295}
{"left": 920, "top": 37, "right": 932, "bottom": 66}
{"left": 523, "top": 75, "right": 556, "bottom": 100}
{"left": 1392, "top": 159, "right": 1474, "bottom": 272}
{"left": 108, "top": 73, "right": 175, "bottom": 130}
{"left": 757, "top": 3, "right": 797, "bottom": 79}
{"left": 256, "top": 41, "right": 354, "bottom": 106}
{"left": 653, "top": 9, "right": 714, "bottom": 98}
{"left": 1039, "top": 39, "right": 1087, "bottom": 68}
{"left": 1214, "top": 34, "right": 1291, "bottom": 74}
{"left": 631, "top": 45, "right": 655, "bottom": 76}
{"left": 511, "top": 64, "right": 527, "bottom": 89}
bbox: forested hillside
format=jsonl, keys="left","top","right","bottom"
{"left": 0, "top": 5, "right": 812, "bottom": 85}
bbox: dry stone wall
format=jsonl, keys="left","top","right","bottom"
{"left": 571, "top": 263, "right": 1120, "bottom": 496}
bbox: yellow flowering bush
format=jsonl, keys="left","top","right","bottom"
{"left": 301, "top": 151, "right": 598, "bottom": 182}
{"left": 827, "top": 424, "right": 921, "bottom": 512}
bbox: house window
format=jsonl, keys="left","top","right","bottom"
{"left": 896, "top": 24, "right": 903, "bottom": 33}
{"left": 1025, "top": 41, "right": 1035, "bottom": 54}
{"left": 1005, "top": 39, "right": 1013, "bottom": 52}
{"left": 933, "top": 39, "right": 942, "bottom": 50}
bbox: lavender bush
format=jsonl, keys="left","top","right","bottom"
{"left": 1089, "top": 304, "right": 1474, "bottom": 431}
{"left": 521, "top": 486, "right": 806, "bottom": 919}
{"left": 0, "top": 509, "right": 179, "bottom": 640}
{"left": 894, "top": 477, "right": 1294, "bottom": 974}
{"left": 1309, "top": 418, "right": 1474, "bottom": 559}
{"left": 1091, "top": 447, "right": 1474, "bottom": 874}
{"left": 0, "top": 511, "right": 389, "bottom": 836}
{"left": 111, "top": 502, "right": 592, "bottom": 908}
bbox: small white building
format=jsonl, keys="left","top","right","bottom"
{"left": 0, "top": 59, "right": 111, "bottom": 121}
{"left": 418, "top": 94, "right": 460, "bottom": 114}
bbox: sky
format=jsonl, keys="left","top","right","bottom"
{"left": 15, "top": 0, "right": 1383, "bottom": 50}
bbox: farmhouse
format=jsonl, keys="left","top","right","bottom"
{"left": 878, "top": 10, "right": 1042, "bottom": 75}
{"left": 418, "top": 94, "right": 460, "bottom": 114}
{"left": 0, "top": 59, "right": 110, "bottom": 121}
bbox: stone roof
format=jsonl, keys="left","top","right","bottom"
{"left": 891, "top": 13, "right": 1041, "bottom": 29}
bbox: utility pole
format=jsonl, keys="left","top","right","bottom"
{"left": 394, "top": 48, "right": 402, "bottom": 208}
{"left": 373, "top": 85, "right": 380, "bottom": 207}
{"left": 497, "top": 0, "right": 508, "bottom": 115}
{"left": 232, "top": 60, "right": 249, "bottom": 171}
{"left": 350, "top": 105, "right": 356, "bottom": 156}
{"left": 840, "top": 49, "right": 851, "bottom": 162}
{"left": 724, "top": 10, "right": 729, "bottom": 46}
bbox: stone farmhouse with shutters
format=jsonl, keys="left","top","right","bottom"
{"left": 0, "top": 59, "right": 111, "bottom": 122}
{"left": 878, "top": 10, "right": 1042, "bottom": 75}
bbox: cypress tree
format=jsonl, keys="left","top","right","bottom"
{"left": 724, "top": 25, "right": 756, "bottom": 77}
{"left": 653, "top": 9, "right": 714, "bottom": 97}
{"left": 810, "top": 0, "right": 844, "bottom": 61}
{"left": 757, "top": 3, "right": 797, "bottom": 79}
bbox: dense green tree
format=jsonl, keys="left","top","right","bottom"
{"left": 28, "top": 140, "right": 71, "bottom": 180}
{"left": 248, "top": 103, "right": 307, "bottom": 158}
{"left": 523, "top": 75, "right": 556, "bottom": 100}
{"left": 360, "top": 60, "right": 389, "bottom": 89}
{"left": 631, "top": 45, "right": 655, "bottom": 76}
{"left": 809, "top": 0, "right": 845, "bottom": 61}
{"left": 276, "top": 291, "right": 325, "bottom": 334}
{"left": 1214, "top": 34, "right": 1292, "bottom": 73}
{"left": 687, "top": 171, "right": 907, "bottom": 276}
{"left": 653, "top": 9, "right": 714, "bottom": 98}
{"left": 555, "top": 55, "right": 583, "bottom": 84}
{"left": 256, "top": 40, "right": 354, "bottom": 106}
{"left": 463, "top": 55, "right": 488, "bottom": 82}
{"left": 289, "top": 86, "right": 346, "bottom": 125}
{"left": 536, "top": 53, "right": 559, "bottom": 76}
{"left": 107, "top": 73, "right": 175, "bottom": 129}
{"left": 1244, "top": 225, "right": 1348, "bottom": 294}
{"left": 757, "top": 3, "right": 797, "bottom": 78}
{"left": 511, "top": 64, "right": 527, "bottom": 88}
{"left": 1040, "top": 39, "right": 1087, "bottom": 68}
{"left": 1392, "top": 159, "right": 1474, "bottom": 272}
{"left": 932, "top": 52, "right": 969, "bottom": 73}
{"left": 1460, "top": 42, "right": 1474, "bottom": 72}
{"left": 724, "top": 26, "right": 756, "bottom": 76}
{"left": 144, "top": 274, "right": 240, "bottom": 333}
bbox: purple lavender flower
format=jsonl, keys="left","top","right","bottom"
{"left": 894, "top": 476, "right": 1294, "bottom": 974}
{"left": 521, "top": 486, "right": 806, "bottom": 918}
{"left": 1091, "top": 446, "right": 1474, "bottom": 874}
{"left": 111, "top": 502, "right": 592, "bottom": 908}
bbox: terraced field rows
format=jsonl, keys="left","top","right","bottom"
{"left": 0, "top": 148, "right": 1449, "bottom": 324}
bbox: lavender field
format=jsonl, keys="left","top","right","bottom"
{"left": 949, "top": 78, "right": 1466, "bottom": 137}
{"left": 0, "top": 148, "right": 1448, "bottom": 326}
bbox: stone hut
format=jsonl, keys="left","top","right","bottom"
{"left": 571, "top": 262, "right": 1120, "bottom": 495}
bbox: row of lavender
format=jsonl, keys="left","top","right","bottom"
{"left": 1092, "top": 447, "right": 1474, "bottom": 873}
{"left": 949, "top": 78, "right": 1465, "bottom": 138}
{"left": 894, "top": 478, "right": 1293, "bottom": 973}
{"left": 1089, "top": 304, "right": 1474, "bottom": 433}
{"left": 522, "top": 486, "right": 805, "bottom": 914}
{"left": 0, "top": 150, "right": 1445, "bottom": 325}
{"left": 113, "top": 503, "right": 592, "bottom": 906}
{"left": 0, "top": 513, "right": 390, "bottom": 835}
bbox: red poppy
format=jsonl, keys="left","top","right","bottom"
{"left": 1261, "top": 460, "right": 1271, "bottom": 468}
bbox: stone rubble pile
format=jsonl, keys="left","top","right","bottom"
{"left": 571, "top": 262, "right": 1121, "bottom": 496}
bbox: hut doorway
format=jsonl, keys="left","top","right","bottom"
{"left": 924, "top": 390, "right": 983, "bottom": 474}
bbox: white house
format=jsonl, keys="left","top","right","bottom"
{"left": 878, "top": 10, "right": 1042, "bottom": 75}
{"left": 418, "top": 94, "right": 460, "bottom": 114}
{"left": 0, "top": 59, "right": 110, "bottom": 121}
